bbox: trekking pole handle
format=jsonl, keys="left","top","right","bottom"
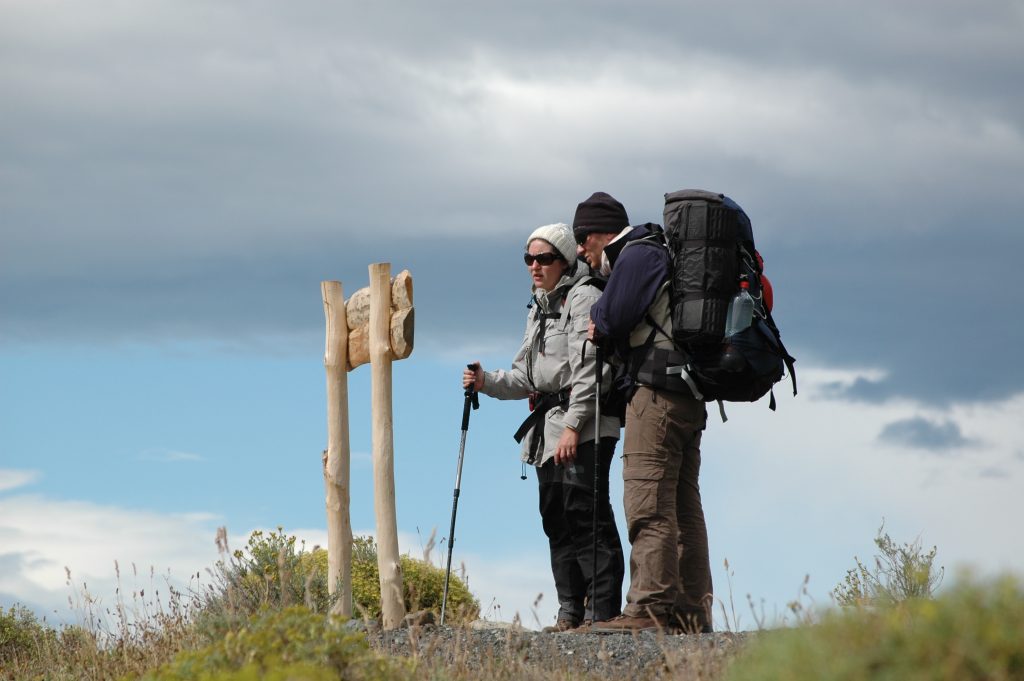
{"left": 463, "top": 363, "right": 480, "bottom": 430}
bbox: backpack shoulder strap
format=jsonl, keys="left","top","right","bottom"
{"left": 762, "top": 309, "right": 798, "bottom": 397}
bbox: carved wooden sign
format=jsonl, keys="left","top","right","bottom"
{"left": 345, "top": 269, "right": 414, "bottom": 370}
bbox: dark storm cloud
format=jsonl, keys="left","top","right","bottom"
{"left": 1, "top": 0, "right": 1022, "bottom": 407}
{"left": 772, "top": 223, "right": 1014, "bottom": 405}
{"left": 877, "top": 416, "right": 974, "bottom": 451}
{"left": 0, "top": 232, "right": 533, "bottom": 356}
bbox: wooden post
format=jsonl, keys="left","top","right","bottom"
{"left": 321, "top": 268, "right": 413, "bottom": 628}
{"left": 368, "top": 262, "right": 406, "bottom": 629}
{"left": 321, "top": 281, "right": 353, "bottom": 616}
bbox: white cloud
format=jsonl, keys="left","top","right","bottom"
{"left": 0, "top": 469, "right": 39, "bottom": 492}
{"left": 0, "top": 491, "right": 220, "bottom": 622}
{"left": 139, "top": 449, "right": 204, "bottom": 463}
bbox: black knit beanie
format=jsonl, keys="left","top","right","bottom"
{"left": 572, "top": 192, "right": 629, "bottom": 241}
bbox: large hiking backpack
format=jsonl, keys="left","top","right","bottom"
{"left": 661, "top": 189, "right": 796, "bottom": 412}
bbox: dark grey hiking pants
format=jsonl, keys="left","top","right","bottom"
{"left": 537, "top": 437, "right": 625, "bottom": 624}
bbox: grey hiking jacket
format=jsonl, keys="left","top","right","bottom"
{"left": 481, "top": 264, "right": 621, "bottom": 466}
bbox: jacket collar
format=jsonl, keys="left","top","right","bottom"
{"left": 532, "top": 261, "right": 591, "bottom": 312}
{"left": 605, "top": 223, "right": 658, "bottom": 269}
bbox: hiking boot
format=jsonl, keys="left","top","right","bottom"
{"left": 561, "top": 618, "right": 593, "bottom": 634}
{"left": 586, "top": 614, "right": 667, "bottom": 634}
{"left": 541, "top": 618, "right": 580, "bottom": 633}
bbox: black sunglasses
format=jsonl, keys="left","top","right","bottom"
{"left": 523, "top": 252, "right": 563, "bottom": 266}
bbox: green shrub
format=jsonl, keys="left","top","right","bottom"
{"left": 833, "top": 522, "right": 944, "bottom": 607}
{"left": 194, "top": 528, "right": 335, "bottom": 641}
{"left": 726, "top": 574, "right": 1024, "bottom": 681}
{"left": 144, "top": 606, "right": 409, "bottom": 681}
{"left": 200, "top": 529, "right": 479, "bottom": 634}
{"left": 349, "top": 536, "right": 479, "bottom": 622}
{"left": 229, "top": 528, "right": 334, "bottom": 612}
{"left": 0, "top": 603, "right": 57, "bottom": 665}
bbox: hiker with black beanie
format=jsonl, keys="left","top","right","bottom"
{"left": 573, "top": 191, "right": 714, "bottom": 635}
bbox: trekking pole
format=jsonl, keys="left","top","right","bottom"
{"left": 440, "top": 363, "right": 480, "bottom": 626}
{"left": 591, "top": 344, "right": 603, "bottom": 623}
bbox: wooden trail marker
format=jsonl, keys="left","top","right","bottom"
{"left": 345, "top": 269, "right": 414, "bottom": 369}
{"left": 321, "top": 281, "right": 353, "bottom": 617}
{"left": 321, "top": 264, "right": 414, "bottom": 630}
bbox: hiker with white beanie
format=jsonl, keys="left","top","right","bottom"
{"left": 463, "top": 221, "right": 624, "bottom": 631}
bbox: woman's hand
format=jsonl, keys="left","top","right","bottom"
{"left": 462, "top": 362, "right": 484, "bottom": 391}
{"left": 553, "top": 426, "right": 579, "bottom": 466}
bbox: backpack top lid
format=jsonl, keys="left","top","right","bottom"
{"left": 664, "top": 188, "right": 723, "bottom": 203}
{"left": 664, "top": 189, "right": 754, "bottom": 244}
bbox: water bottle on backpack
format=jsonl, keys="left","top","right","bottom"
{"left": 724, "top": 276, "right": 754, "bottom": 337}
{"left": 721, "top": 276, "right": 754, "bottom": 371}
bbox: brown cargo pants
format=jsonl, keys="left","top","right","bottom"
{"left": 621, "top": 385, "right": 713, "bottom": 631}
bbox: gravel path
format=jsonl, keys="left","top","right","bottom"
{"left": 363, "top": 622, "right": 753, "bottom": 680}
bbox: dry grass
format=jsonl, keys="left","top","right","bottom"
{"left": 17, "top": 526, "right": 967, "bottom": 681}
{"left": 0, "top": 527, "right": 489, "bottom": 680}
{"left": 1, "top": 533, "right": 758, "bottom": 681}
{"left": 1, "top": 563, "right": 209, "bottom": 680}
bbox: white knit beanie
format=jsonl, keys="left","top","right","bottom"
{"left": 526, "top": 222, "right": 577, "bottom": 267}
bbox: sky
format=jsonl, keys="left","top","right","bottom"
{"left": 2, "top": 0, "right": 1022, "bottom": 631}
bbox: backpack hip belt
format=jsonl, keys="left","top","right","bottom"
{"left": 513, "top": 388, "right": 572, "bottom": 464}
{"left": 632, "top": 347, "right": 703, "bottom": 400}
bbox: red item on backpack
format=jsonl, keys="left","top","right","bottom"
{"left": 755, "top": 251, "right": 774, "bottom": 312}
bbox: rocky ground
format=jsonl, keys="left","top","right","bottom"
{"left": 361, "top": 621, "right": 753, "bottom": 680}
